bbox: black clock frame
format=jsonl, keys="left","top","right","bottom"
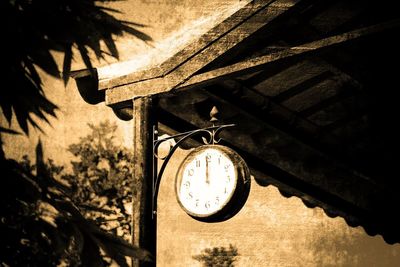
{"left": 152, "top": 123, "right": 250, "bottom": 222}
{"left": 175, "top": 144, "right": 251, "bottom": 222}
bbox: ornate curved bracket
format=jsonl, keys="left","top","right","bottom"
{"left": 152, "top": 124, "right": 235, "bottom": 218}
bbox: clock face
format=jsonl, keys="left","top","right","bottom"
{"left": 175, "top": 145, "right": 247, "bottom": 219}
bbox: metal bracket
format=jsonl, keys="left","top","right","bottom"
{"left": 151, "top": 123, "right": 235, "bottom": 218}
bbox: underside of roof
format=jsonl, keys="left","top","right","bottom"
{"left": 73, "top": 0, "right": 400, "bottom": 244}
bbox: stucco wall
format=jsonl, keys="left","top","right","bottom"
{"left": 157, "top": 148, "right": 400, "bottom": 266}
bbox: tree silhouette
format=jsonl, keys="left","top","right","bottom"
{"left": 64, "top": 121, "right": 136, "bottom": 241}
{"left": 193, "top": 244, "right": 239, "bottom": 267}
{"left": 0, "top": 0, "right": 151, "bottom": 134}
{"left": 1, "top": 140, "right": 152, "bottom": 266}
{"left": 0, "top": 0, "right": 153, "bottom": 265}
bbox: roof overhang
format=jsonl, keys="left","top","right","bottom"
{"left": 73, "top": 0, "right": 400, "bottom": 243}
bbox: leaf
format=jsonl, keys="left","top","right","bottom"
{"left": 81, "top": 233, "right": 105, "bottom": 267}
{"left": 120, "top": 24, "right": 152, "bottom": 42}
{"left": 9, "top": 69, "right": 58, "bottom": 134}
{"left": 119, "top": 20, "right": 148, "bottom": 28}
{"left": 0, "top": 127, "right": 21, "bottom": 135}
{"left": 98, "top": 6, "right": 123, "bottom": 14}
{"left": 99, "top": 242, "right": 130, "bottom": 267}
{"left": 110, "top": 242, "right": 153, "bottom": 263}
{"left": 86, "top": 222, "right": 153, "bottom": 262}
{"left": 36, "top": 140, "right": 46, "bottom": 177}
{"left": 103, "top": 34, "right": 119, "bottom": 59}
{"left": 54, "top": 200, "right": 86, "bottom": 221}
{"left": 46, "top": 176, "right": 73, "bottom": 196}
{"left": 27, "top": 116, "right": 44, "bottom": 134}
{"left": 71, "top": 223, "right": 85, "bottom": 255}
{"left": 24, "top": 60, "right": 42, "bottom": 91}
{"left": 38, "top": 219, "right": 67, "bottom": 257}
{"left": 0, "top": 101, "right": 13, "bottom": 125}
{"left": 1, "top": 159, "right": 42, "bottom": 201}
{"left": 78, "top": 203, "right": 116, "bottom": 215}
{"left": 29, "top": 50, "right": 60, "bottom": 79}
{"left": 15, "top": 109, "right": 29, "bottom": 135}
{"left": 62, "top": 46, "right": 73, "bottom": 85}
{"left": 77, "top": 44, "right": 95, "bottom": 77}
{"left": 31, "top": 91, "right": 58, "bottom": 118}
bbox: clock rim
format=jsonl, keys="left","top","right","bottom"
{"left": 175, "top": 144, "right": 249, "bottom": 219}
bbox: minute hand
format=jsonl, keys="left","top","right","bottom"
{"left": 206, "top": 157, "right": 210, "bottom": 184}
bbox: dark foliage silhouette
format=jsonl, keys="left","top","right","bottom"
{"left": 193, "top": 244, "right": 239, "bottom": 267}
{"left": 0, "top": 140, "right": 152, "bottom": 266}
{"left": 0, "top": 121, "right": 151, "bottom": 265}
{"left": 0, "top": 0, "right": 151, "bottom": 134}
{"left": 64, "top": 121, "right": 136, "bottom": 242}
{"left": 0, "top": 0, "right": 152, "bottom": 265}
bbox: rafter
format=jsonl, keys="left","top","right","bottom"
{"left": 104, "top": 18, "right": 399, "bottom": 106}
{"left": 99, "top": 0, "right": 300, "bottom": 90}
{"left": 175, "top": 19, "right": 400, "bottom": 91}
{"left": 202, "top": 81, "right": 370, "bottom": 172}
{"left": 272, "top": 71, "right": 332, "bottom": 102}
{"left": 299, "top": 87, "right": 357, "bottom": 117}
{"left": 104, "top": 0, "right": 310, "bottom": 105}
{"left": 157, "top": 92, "right": 391, "bottom": 216}
{"left": 158, "top": 106, "right": 367, "bottom": 217}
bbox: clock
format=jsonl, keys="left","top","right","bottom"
{"left": 175, "top": 145, "right": 250, "bottom": 222}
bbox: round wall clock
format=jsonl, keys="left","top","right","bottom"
{"left": 175, "top": 145, "right": 251, "bottom": 222}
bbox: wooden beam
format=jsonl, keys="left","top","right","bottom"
{"left": 298, "top": 86, "right": 358, "bottom": 117}
{"left": 105, "top": 0, "right": 303, "bottom": 105}
{"left": 106, "top": 19, "right": 399, "bottom": 106}
{"left": 157, "top": 107, "right": 363, "bottom": 219}
{"left": 156, "top": 105, "right": 400, "bottom": 243}
{"left": 132, "top": 97, "right": 156, "bottom": 267}
{"left": 235, "top": 52, "right": 362, "bottom": 96}
{"left": 175, "top": 19, "right": 400, "bottom": 91}
{"left": 98, "top": 0, "right": 277, "bottom": 90}
{"left": 208, "top": 77, "right": 375, "bottom": 181}
{"left": 271, "top": 70, "right": 332, "bottom": 102}
{"left": 158, "top": 93, "right": 391, "bottom": 213}
{"left": 310, "top": 58, "right": 363, "bottom": 90}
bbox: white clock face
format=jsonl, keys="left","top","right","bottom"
{"left": 176, "top": 147, "right": 237, "bottom": 217}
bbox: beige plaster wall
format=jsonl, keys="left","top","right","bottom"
{"left": 157, "top": 148, "right": 400, "bottom": 266}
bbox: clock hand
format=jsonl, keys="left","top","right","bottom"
{"left": 205, "top": 157, "right": 210, "bottom": 184}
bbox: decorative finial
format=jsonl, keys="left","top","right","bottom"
{"left": 210, "top": 106, "right": 219, "bottom": 122}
